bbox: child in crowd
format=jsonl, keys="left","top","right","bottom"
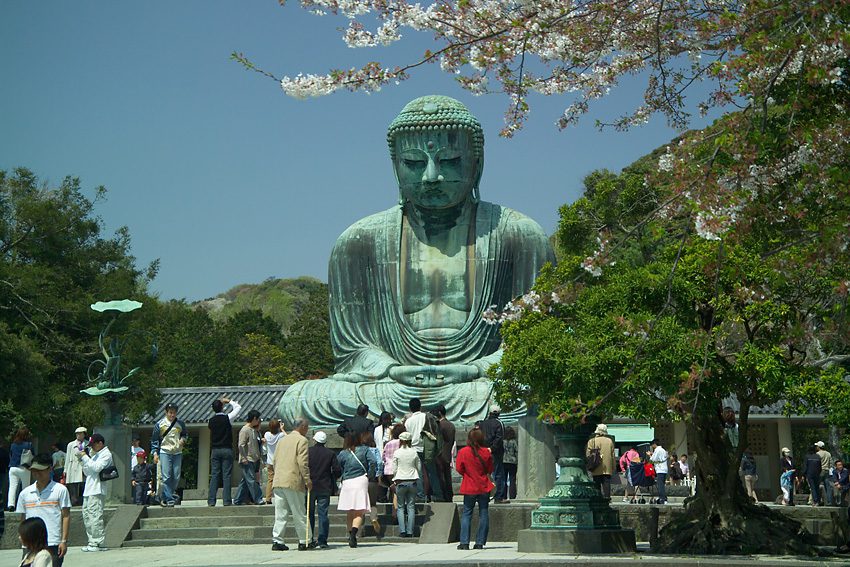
{"left": 502, "top": 427, "right": 518, "bottom": 500}
{"left": 131, "top": 450, "right": 152, "bottom": 505}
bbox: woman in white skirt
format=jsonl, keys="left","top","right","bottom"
{"left": 336, "top": 432, "right": 378, "bottom": 547}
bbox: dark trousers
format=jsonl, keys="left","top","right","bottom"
{"left": 592, "top": 474, "right": 611, "bottom": 499}
{"left": 235, "top": 461, "right": 262, "bottom": 504}
{"left": 133, "top": 482, "right": 150, "bottom": 505}
{"left": 422, "top": 456, "right": 443, "bottom": 501}
{"left": 459, "top": 493, "right": 490, "bottom": 546}
{"left": 436, "top": 457, "right": 454, "bottom": 501}
{"left": 504, "top": 463, "right": 518, "bottom": 500}
{"left": 655, "top": 472, "right": 668, "bottom": 503}
{"left": 208, "top": 447, "right": 234, "bottom": 505}
{"left": 67, "top": 482, "right": 84, "bottom": 506}
{"left": 308, "top": 492, "right": 331, "bottom": 545}
{"left": 807, "top": 475, "right": 822, "bottom": 504}
{"left": 492, "top": 455, "right": 506, "bottom": 500}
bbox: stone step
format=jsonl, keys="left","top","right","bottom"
{"left": 143, "top": 501, "right": 428, "bottom": 518}
{"left": 140, "top": 514, "right": 425, "bottom": 530}
{"left": 122, "top": 535, "right": 418, "bottom": 547}
{"left": 129, "top": 524, "right": 419, "bottom": 542}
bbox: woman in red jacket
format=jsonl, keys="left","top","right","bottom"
{"left": 455, "top": 427, "right": 494, "bottom": 550}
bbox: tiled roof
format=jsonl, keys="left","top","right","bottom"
{"left": 722, "top": 396, "right": 822, "bottom": 417}
{"left": 139, "top": 385, "right": 289, "bottom": 425}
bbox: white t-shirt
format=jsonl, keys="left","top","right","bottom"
{"left": 16, "top": 480, "right": 71, "bottom": 546}
{"left": 264, "top": 431, "right": 285, "bottom": 465}
{"left": 651, "top": 446, "right": 669, "bottom": 474}
{"left": 404, "top": 412, "right": 426, "bottom": 453}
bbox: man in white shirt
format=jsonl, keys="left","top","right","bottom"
{"left": 16, "top": 453, "right": 71, "bottom": 566}
{"left": 402, "top": 398, "right": 427, "bottom": 499}
{"left": 75, "top": 433, "right": 114, "bottom": 552}
{"left": 648, "top": 439, "right": 669, "bottom": 504}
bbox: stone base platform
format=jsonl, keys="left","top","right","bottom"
{"left": 517, "top": 528, "right": 636, "bottom": 554}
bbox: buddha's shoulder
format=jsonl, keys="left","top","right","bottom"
{"left": 333, "top": 207, "right": 398, "bottom": 246}
{"left": 481, "top": 201, "right": 548, "bottom": 239}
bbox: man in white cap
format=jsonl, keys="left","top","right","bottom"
{"left": 586, "top": 423, "right": 616, "bottom": 499}
{"left": 815, "top": 441, "right": 834, "bottom": 506}
{"left": 307, "top": 431, "right": 340, "bottom": 549}
{"left": 64, "top": 427, "right": 88, "bottom": 506}
{"left": 477, "top": 404, "right": 506, "bottom": 503}
{"left": 16, "top": 453, "right": 71, "bottom": 566}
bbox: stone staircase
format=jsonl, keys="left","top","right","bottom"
{"left": 123, "top": 502, "right": 427, "bottom": 547}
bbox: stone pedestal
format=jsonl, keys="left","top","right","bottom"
{"left": 517, "top": 422, "right": 636, "bottom": 554}
{"left": 517, "top": 413, "right": 556, "bottom": 500}
{"left": 95, "top": 400, "right": 132, "bottom": 504}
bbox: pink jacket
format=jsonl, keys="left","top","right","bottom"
{"left": 619, "top": 448, "right": 640, "bottom": 472}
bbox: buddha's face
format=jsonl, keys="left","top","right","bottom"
{"left": 393, "top": 129, "right": 480, "bottom": 210}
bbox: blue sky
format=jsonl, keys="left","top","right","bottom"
{"left": 1, "top": 1, "right": 710, "bottom": 301}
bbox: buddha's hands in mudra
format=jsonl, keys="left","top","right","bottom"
{"left": 389, "top": 364, "right": 480, "bottom": 387}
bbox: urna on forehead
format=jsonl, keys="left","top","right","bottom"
{"left": 387, "top": 95, "right": 484, "bottom": 159}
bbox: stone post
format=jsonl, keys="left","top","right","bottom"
{"left": 517, "top": 422, "right": 636, "bottom": 553}
{"left": 94, "top": 399, "right": 132, "bottom": 504}
{"left": 517, "top": 413, "right": 556, "bottom": 499}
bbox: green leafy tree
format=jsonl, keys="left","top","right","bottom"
{"left": 0, "top": 168, "right": 153, "bottom": 436}
{"left": 282, "top": 284, "right": 334, "bottom": 379}
{"left": 493, "top": 71, "right": 849, "bottom": 553}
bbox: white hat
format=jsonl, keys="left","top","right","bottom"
{"left": 314, "top": 431, "right": 327, "bottom": 444}
{"left": 399, "top": 432, "right": 413, "bottom": 442}
{"left": 781, "top": 447, "right": 791, "bottom": 454}
{"left": 75, "top": 426, "right": 87, "bottom": 434}
{"left": 594, "top": 424, "right": 608, "bottom": 435}
{"left": 815, "top": 441, "right": 825, "bottom": 448}
{"left": 489, "top": 403, "right": 501, "bottom": 414}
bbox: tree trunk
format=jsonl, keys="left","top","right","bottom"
{"left": 655, "top": 412, "right": 816, "bottom": 555}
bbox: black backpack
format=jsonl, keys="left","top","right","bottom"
{"left": 586, "top": 447, "right": 602, "bottom": 471}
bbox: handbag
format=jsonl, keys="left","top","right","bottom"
{"left": 20, "top": 448, "right": 34, "bottom": 468}
{"left": 99, "top": 465, "right": 120, "bottom": 481}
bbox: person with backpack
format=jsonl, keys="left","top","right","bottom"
{"left": 585, "top": 423, "right": 615, "bottom": 499}
{"left": 477, "top": 405, "right": 506, "bottom": 503}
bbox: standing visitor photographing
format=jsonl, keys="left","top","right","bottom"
{"left": 151, "top": 403, "right": 187, "bottom": 508}
{"left": 455, "top": 428, "right": 493, "bottom": 550}
{"left": 76, "top": 433, "right": 113, "bottom": 552}
{"left": 207, "top": 396, "right": 241, "bottom": 507}
{"left": 263, "top": 419, "right": 285, "bottom": 504}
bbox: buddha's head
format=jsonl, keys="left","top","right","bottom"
{"left": 388, "top": 95, "right": 484, "bottom": 210}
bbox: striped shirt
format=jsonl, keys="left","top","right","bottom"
{"left": 16, "top": 481, "right": 71, "bottom": 546}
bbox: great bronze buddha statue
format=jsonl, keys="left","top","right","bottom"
{"left": 279, "top": 95, "right": 554, "bottom": 426}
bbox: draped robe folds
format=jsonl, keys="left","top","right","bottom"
{"left": 278, "top": 201, "right": 554, "bottom": 426}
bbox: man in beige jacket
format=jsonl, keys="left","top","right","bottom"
{"left": 586, "top": 423, "right": 616, "bottom": 499}
{"left": 271, "top": 417, "right": 312, "bottom": 552}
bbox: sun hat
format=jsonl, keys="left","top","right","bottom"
{"left": 314, "top": 431, "right": 328, "bottom": 444}
{"left": 399, "top": 432, "right": 413, "bottom": 442}
{"left": 595, "top": 424, "right": 608, "bottom": 435}
{"left": 29, "top": 453, "right": 53, "bottom": 471}
{"left": 75, "top": 426, "right": 87, "bottom": 434}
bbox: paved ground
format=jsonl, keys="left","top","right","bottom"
{"left": 3, "top": 542, "right": 846, "bottom": 566}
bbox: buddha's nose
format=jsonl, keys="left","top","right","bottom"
{"left": 422, "top": 157, "right": 444, "bottom": 183}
